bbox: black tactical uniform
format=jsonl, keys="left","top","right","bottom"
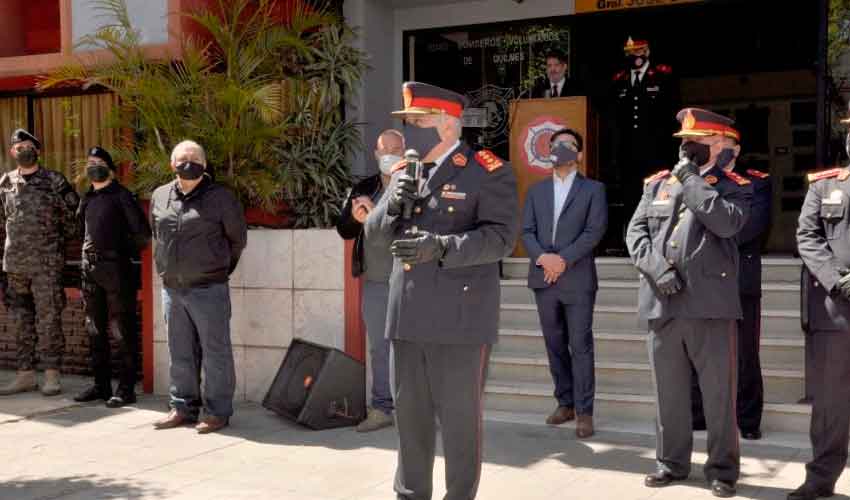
{"left": 77, "top": 150, "right": 151, "bottom": 403}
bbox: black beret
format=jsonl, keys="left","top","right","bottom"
{"left": 10, "top": 129, "right": 41, "bottom": 150}
{"left": 87, "top": 146, "right": 116, "bottom": 171}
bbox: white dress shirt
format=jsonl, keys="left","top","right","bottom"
{"left": 552, "top": 169, "right": 577, "bottom": 242}
{"left": 548, "top": 78, "right": 565, "bottom": 98}
{"left": 631, "top": 61, "right": 649, "bottom": 86}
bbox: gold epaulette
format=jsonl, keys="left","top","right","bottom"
{"left": 724, "top": 170, "right": 751, "bottom": 186}
{"left": 644, "top": 170, "right": 670, "bottom": 184}
{"left": 807, "top": 168, "right": 849, "bottom": 182}
{"left": 746, "top": 169, "right": 769, "bottom": 179}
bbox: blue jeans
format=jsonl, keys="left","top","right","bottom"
{"left": 163, "top": 283, "right": 235, "bottom": 418}
{"left": 362, "top": 280, "right": 393, "bottom": 414}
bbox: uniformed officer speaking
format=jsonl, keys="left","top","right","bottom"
{"left": 0, "top": 130, "right": 79, "bottom": 397}
{"left": 792, "top": 115, "right": 850, "bottom": 500}
{"left": 365, "top": 82, "right": 519, "bottom": 500}
{"left": 626, "top": 108, "right": 752, "bottom": 498}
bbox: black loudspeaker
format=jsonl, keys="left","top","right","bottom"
{"left": 262, "top": 338, "right": 366, "bottom": 430}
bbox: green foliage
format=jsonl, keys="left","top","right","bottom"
{"left": 39, "top": 0, "right": 364, "bottom": 225}
{"left": 831, "top": 0, "right": 850, "bottom": 65}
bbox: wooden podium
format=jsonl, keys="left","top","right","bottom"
{"left": 508, "top": 96, "right": 597, "bottom": 257}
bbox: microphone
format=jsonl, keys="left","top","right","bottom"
{"left": 402, "top": 149, "right": 421, "bottom": 220}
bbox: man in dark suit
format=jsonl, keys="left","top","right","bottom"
{"left": 627, "top": 108, "right": 752, "bottom": 498}
{"left": 792, "top": 114, "right": 850, "bottom": 500}
{"left": 530, "top": 49, "right": 579, "bottom": 99}
{"left": 365, "top": 82, "right": 519, "bottom": 500}
{"left": 521, "top": 128, "right": 607, "bottom": 438}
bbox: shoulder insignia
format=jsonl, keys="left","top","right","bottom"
{"left": 746, "top": 169, "right": 769, "bottom": 179}
{"left": 807, "top": 168, "right": 845, "bottom": 183}
{"left": 724, "top": 170, "right": 751, "bottom": 186}
{"left": 705, "top": 175, "right": 718, "bottom": 185}
{"left": 656, "top": 64, "right": 672, "bottom": 74}
{"left": 644, "top": 169, "right": 671, "bottom": 184}
{"left": 475, "top": 150, "right": 503, "bottom": 172}
{"left": 390, "top": 159, "right": 407, "bottom": 174}
{"left": 613, "top": 70, "right": 627, "bottom": 81}
{"left": 452, "top": 153, "right": 468, "bottom": 167}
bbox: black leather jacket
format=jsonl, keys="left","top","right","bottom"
{"left": 336, "top": 174, "right": 382, "bottom": 277}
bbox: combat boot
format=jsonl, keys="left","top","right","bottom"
{"left": 0, "top": 370, "right": 37, "bottom": 395}
{"left": 41, "top": 369, "right": 62, "bottom": 396}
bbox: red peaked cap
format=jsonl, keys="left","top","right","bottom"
{"left": 392, "top": 82, "right": 468, "bottom": 119}
{"left": 673, "top": 107, "right": 740, "bottom": 142}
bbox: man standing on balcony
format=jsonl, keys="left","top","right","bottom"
{"left": 73, "top": 147, "right": 151, "bottom": 408}
{"left": 0, "top": 129, "right": 79, "bottom": 397}
{"left": 521, "top": 128, "right": 607, "bottom": 438}
{"left": 366, "top": 82, "right": 519, "bottom": 500}
{"left": 626, "top": 109, "right": 751, "bottom": 498}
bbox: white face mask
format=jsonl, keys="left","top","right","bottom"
{"left": 378, "top": 154, "right": 402, "bottom": 176}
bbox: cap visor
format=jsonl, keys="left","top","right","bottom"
{"left": 391, "top": 107, "right": 445, "bottom": 117}
{"left": 841, "top": 118, "right": 850, "bottom": 124}
{"left": 673, "top": 130, "right": 714, "bottom": 138}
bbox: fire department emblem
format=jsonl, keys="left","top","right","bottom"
{"left": 520, "top": 115, "right": 569, "bottom": 175}
{"left": 465, "top": 85, "right": 515, "bottom": 148}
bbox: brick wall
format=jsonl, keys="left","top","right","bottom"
{"left": 0, "top": 291, "right": 144, "bottom": 378}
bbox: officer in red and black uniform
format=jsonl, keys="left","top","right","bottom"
{"left": 365, "top": 82, "right": 519, "bottom": 500}
{"left": 610, "top": 37, "right": 678, "bottom": 251}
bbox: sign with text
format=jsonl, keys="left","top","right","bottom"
{"left": 576, "top": 0, "right": 702, "bottom": 14}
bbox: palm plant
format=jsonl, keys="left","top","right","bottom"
{"left": 39, "top": 0, "right": 335, "bottom": 210}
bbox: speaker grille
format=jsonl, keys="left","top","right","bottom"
{"left": 263, "top": 340, "right": 328, "bottom": 419}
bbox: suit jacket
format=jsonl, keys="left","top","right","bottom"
{"left": 522, "top": 173, "right": 607, "bottom": 295}
{"left": 734, "top": 166, "right": 772, "bottom": 297}
{"left": 626, "top": 166, "right": 752, "bottom": 321}
{"left": 797, "top": 167, "right": 850, "bottom": 332}
{"left": 364, "top": 143, "right": 520, "bottom": 345}
{"left": 530, "top": 78, "right": 581, "bottom": 99}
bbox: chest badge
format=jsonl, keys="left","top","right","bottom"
{"left": 441, "top": 191, "right": 467, "bottom": 201}
{"left": 452, "top": 154, "right": 467, "bottom": 167}
{"left": 824, "top": 189, "right": 844, "bottom": 205}
{"left": 705, "top": 175, "right": 718, "bottom": 185}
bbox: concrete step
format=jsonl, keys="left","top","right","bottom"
{"left": 502, "top": 257, "right": 802, "bottom": 283}
{"left": 500, "top": 304, "right": 805, "bottom": 339}
{"left": 500, "top": 279, "right": 800, "bottom": 311}
{"left": 484, "top": 380, "right": 812, "bottom": 434}
{"left": 496, "top": 329, "right": 805, "bottom": 370}
{"left": 488, "top": 353, "right": 804, "bottom": 403}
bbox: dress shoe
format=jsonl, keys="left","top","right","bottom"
{"left": 105, "top": 388, "right": 136, "bottom": 408}
{"left": 0, "top": 370, "right": 37, "bottom": 395}
{"left": 576, "top": 415, "right": 594, "bottom": 438}
{"left": 153, "top": 409, "right": 196, "bottom": 430}
{"left": 545, "top": 406, "right": 575, "bottom": 425}
{"left": 710, "top": 479, "right": 736, "bottom": 498}
{"left": 73, "top": 384, "right": 112, "bottom": 403}
{"left": 356, "top": 407, "right": 394, "bottom": 432}
{"left": 644, "top": 471, "right": 687, "bottom": 488}
{"left": 741, "top": 428, "right": 762, "bottom": 440}
{"left": 787, "top": 483, "right": 834, "bottom": 500}
{"left": 196, "top": 415, "right": 229, "bottom": 434}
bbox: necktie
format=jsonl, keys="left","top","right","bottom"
{"left": 551, "top": 85, "right": 558, "bottom": 98}
{"left": 633, "top": 71, "right": 641, "bottom": 86}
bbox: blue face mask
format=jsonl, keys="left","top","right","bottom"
{"left": 716, "top": 148, "right": 737, "bottom": 170}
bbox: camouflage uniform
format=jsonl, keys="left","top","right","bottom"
{"left": 0, "top": 168, "right": 79, "bottom": 371}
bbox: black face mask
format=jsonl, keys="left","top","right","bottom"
{"left": 627, "top": 54, "right": 646, "bottom": 69}
{"left": 715, "top": 148, "right": 737, "bottom": 170}
{"left": 680, "top": 141, "right": 711, "bottom": 167}
{"left": 551, "top": 142, "right": 579, "bottom": 167}
{"left": 15, "top": 147, "right": 38, "bottom": 167}
{"left": 86, "top": 164, "right": 111, "bottom": 182}
{"left": 404, "top": 124, "right": 442, "bottom": 157}
{"left": 176, "top": 161, "right": 205, "bottom": 180}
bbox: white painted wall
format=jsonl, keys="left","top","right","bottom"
{"left": 72, "top": 0, "right": 169, "bottom": 51}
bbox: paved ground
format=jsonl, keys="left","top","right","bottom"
{"left": 0, "top": 371, "right": 848, "bottom": 500}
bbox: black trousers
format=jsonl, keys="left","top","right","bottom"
{"left": 692, "top": 295, "right": 763, "bottom": 432}
{"left": 82, "top": 261, "right": 139, "bottom": 391}
{"left": 391, "top": 340, "right": 490, "bottom": 500}
{"left": 805, "top": 329, "right": 850, "bottom": 489}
